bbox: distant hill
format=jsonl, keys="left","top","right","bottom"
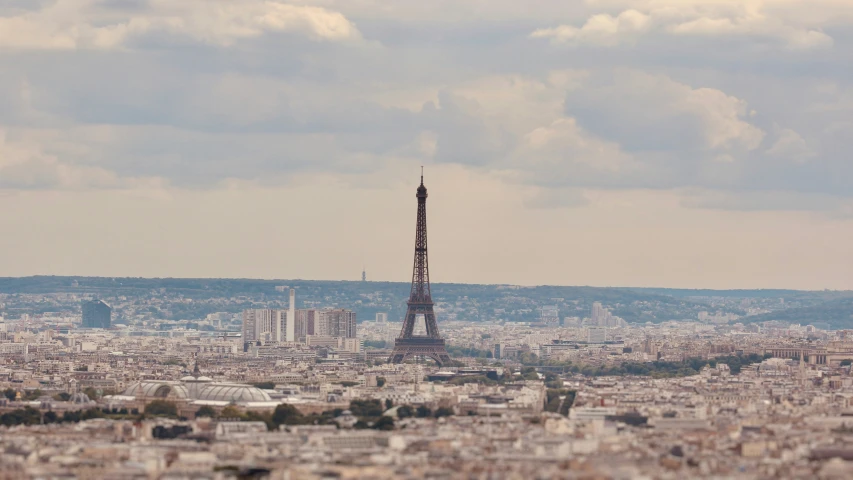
{"left": 743, "top": 297, "right": 853, "bottom": 330}
{"left": 0, "top": 276, "right": 850, "bottom": 326}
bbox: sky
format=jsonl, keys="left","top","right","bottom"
{"left": 1, "top": 0, "right": 852, "bottom": 290}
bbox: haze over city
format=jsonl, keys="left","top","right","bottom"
{"left": 1, "top": 1, "right": 853, "bottom": 289}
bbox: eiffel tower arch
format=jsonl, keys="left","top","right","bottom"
{"left": 389, "top": 172, "right": 452, "bottom": 366}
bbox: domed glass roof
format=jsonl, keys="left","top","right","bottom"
{"left": 196, "top": 383, "right": 272, "bottom": 403}
{"left": 123, "top": 381, "right": 190, "bottom": 399}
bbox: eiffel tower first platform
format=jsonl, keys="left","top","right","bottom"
{"left": 388, "top": 173, "right": 452, "bottom": 366}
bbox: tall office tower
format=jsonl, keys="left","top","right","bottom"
{"left": 275, "top": 310, "right": 285, "bottom": 342}
{"left": 242, "top": 309, "right": 279, "bottom": 343}
{"left": 82, "top": 300, "right": 111, "bottom": 329}
{"left": 376, "top": 313, "right": 388, "bottom": 324}
{"left": 286, "top": 289, "right": 296, "bottom": 342}
{"left": 362, "top": 268, "right": 366, "bottom": 282}
{"left": 295, "top": 309, "right": 318, "bottom": 340}
{"left": 591, "top": 302, "right": 605, "bottom": 325}
{"left": 317, "top": 309, "right": 357, "bottom": 338}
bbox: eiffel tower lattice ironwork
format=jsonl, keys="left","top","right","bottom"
{"left": 389, "top": 172, "right": 452, "bottom": 366}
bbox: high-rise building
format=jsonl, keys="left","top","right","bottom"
{"left": 540, "top": 306, "right": 559, "bottom": 326}
{"left": 588, "top": 327, "right": 608, "bottom": 343}
{"left": 286, "top": 289, "right": 296, "bottom": 342}
{"left": 590, "top": 302, "right": 625, "bottom": 327}
{"left": 317, "top": 309, "right": 357, "bottom": 338}
{"left": 376, "top": 313, "right": 388, "bottom": 324}
{"left": 82, "top": 300, "right": 111, "bottom": 329}
{"left": 591, "top": 302, "right": 606, "bottom": 325}
{"left": 295, "top": 309, "right": 319, "bottom": 341}
{"left": 242, "top": 309, "right": 280, "bottom": 343}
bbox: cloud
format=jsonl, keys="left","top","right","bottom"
{"left": 0, "top": 0, "right": 362, "bottom": 50}
{"left": 0, "top": 128, "right": 168, "bottom": 191}
{"left": 531, "top": 10, "right": 652, "bottom": 46}
{"left": 532, "top": 0, "right": 835, "bottom": 49}
{"left": 563, "top": 70, "right": 765, "bottom": 153}
{"left": 766, "top": 128, "right": 815, "bottom": 163}
{"left": 0, "top": 0, "right": 851, "bottom": 216}
{"left": 0, "top": 129, "right": 119, "bottom": 189}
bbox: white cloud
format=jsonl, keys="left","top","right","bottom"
{"left": 766, "top": 128, "right": 815, "bottom": 163}
{"left": 532, "top": 10, "right": 651, "bottom": 46}
{"left": 0, "top": 0, "right": 361, "bottom": 50}
{"left": 563, "top": 70, "right": 766, "bottom": 153}
{"left": 0, "top": 128, "right": 162, "bottom": 190}
{"left": 683, "top": 87, "right": 766, "bottom": 151}
{"left": 522, "top": 118, "right": 634, "bottom": 174}
{"left": 533, "top": 0, "right": 835, "bottom": 49}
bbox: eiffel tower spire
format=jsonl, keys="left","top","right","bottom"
{"left": 389, "top": 172, "right": 451, "bottom": 365}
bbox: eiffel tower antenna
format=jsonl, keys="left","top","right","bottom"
{"left": 389, "top": 171, "right": 451, "bottom": 366}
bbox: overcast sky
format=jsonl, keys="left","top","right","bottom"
{"left": 1, "top": 0, "right": 852, "bottom": 290}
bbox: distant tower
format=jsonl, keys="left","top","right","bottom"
{"left": 389, "top": 172, "right": 451, "bottom": 366}
{"left": 286, "top": 289, "right": 296, "bottom": 342}
{"left": 82, "top": 300, "right": 111, "bottom": 329}
{"left": 362, "top": 268, "right": 366, "bottom": 282}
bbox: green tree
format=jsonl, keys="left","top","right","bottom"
{"left": 397, "top": 405, "right": 414, "bottom": 418}
{"left": 384, "top": 398, "right": 393, "bottom": 409}
{"left": 219, "top": 405, "right": 244, "bottom": 420}
{"left": 144, "top": 400, "right": 178, "bottom": 418}
{"left": 3, "top": 388, "right": 15, "bottom": 401}
{"left": 373, "top": 416, "right": 395, "bottom": 430}
{"left": 53, "top": 392, "right": 72, "bottom": 401}
{"left": 353, "top": 420, "right": 370, "bottom": 429}
{"left": 349, "top": 399, "right": 383, "bottom": 418}
{"left": 271, "top": 403, "right": 304, "bottom": 426}
{"left": 416, "top": 405, "right": 432, "bottom": 418}
{"left": 376, "top": 377, "right": 386, "bottom": 388}
{"left": 252, "top": 382, "right": 275, "bottom": 389}
{"left": 24, "top": 389, "right": 43, "bottom": 400}
{"left": 244, "top": 410, "right": 274, "bottom": 430}
{"left": 434, "top": 407, "right": 454, "bottom": 418}
{"left": 0, "top": 407, "right": 41, "bottom": 426}
{"left": 195, "top": 406, "right": 217, "bottom": 418}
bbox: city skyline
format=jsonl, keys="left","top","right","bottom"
{"left": 2, "top": 2, "right": 853, "bottom": 478}
{"left": 1, "top": 2, "right": 853, "bottom": 290}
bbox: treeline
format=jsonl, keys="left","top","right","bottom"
{"left": 446, "top": 345, "right": 493, "bottom": 358}
{"left": 0, "top": 407, "right": 137, "bottom": 427}
{"left": 743, "top": 297, "right": 853, "bottom": 330}
{"left": 533, "top": 353, "right": 768, "bottom": 378}
{"left": 203, "top": 399, "right": 456, "bottom": 432}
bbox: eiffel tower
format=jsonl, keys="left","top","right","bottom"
{"left": 389, "top": 172, "right": 452, "bottom": 366}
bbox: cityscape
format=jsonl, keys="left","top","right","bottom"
{"left": 2, "top": 1, "right": 853, "bottom": 479}
{"left": 2, "top": 176, "right": 853, "bottom": 478}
